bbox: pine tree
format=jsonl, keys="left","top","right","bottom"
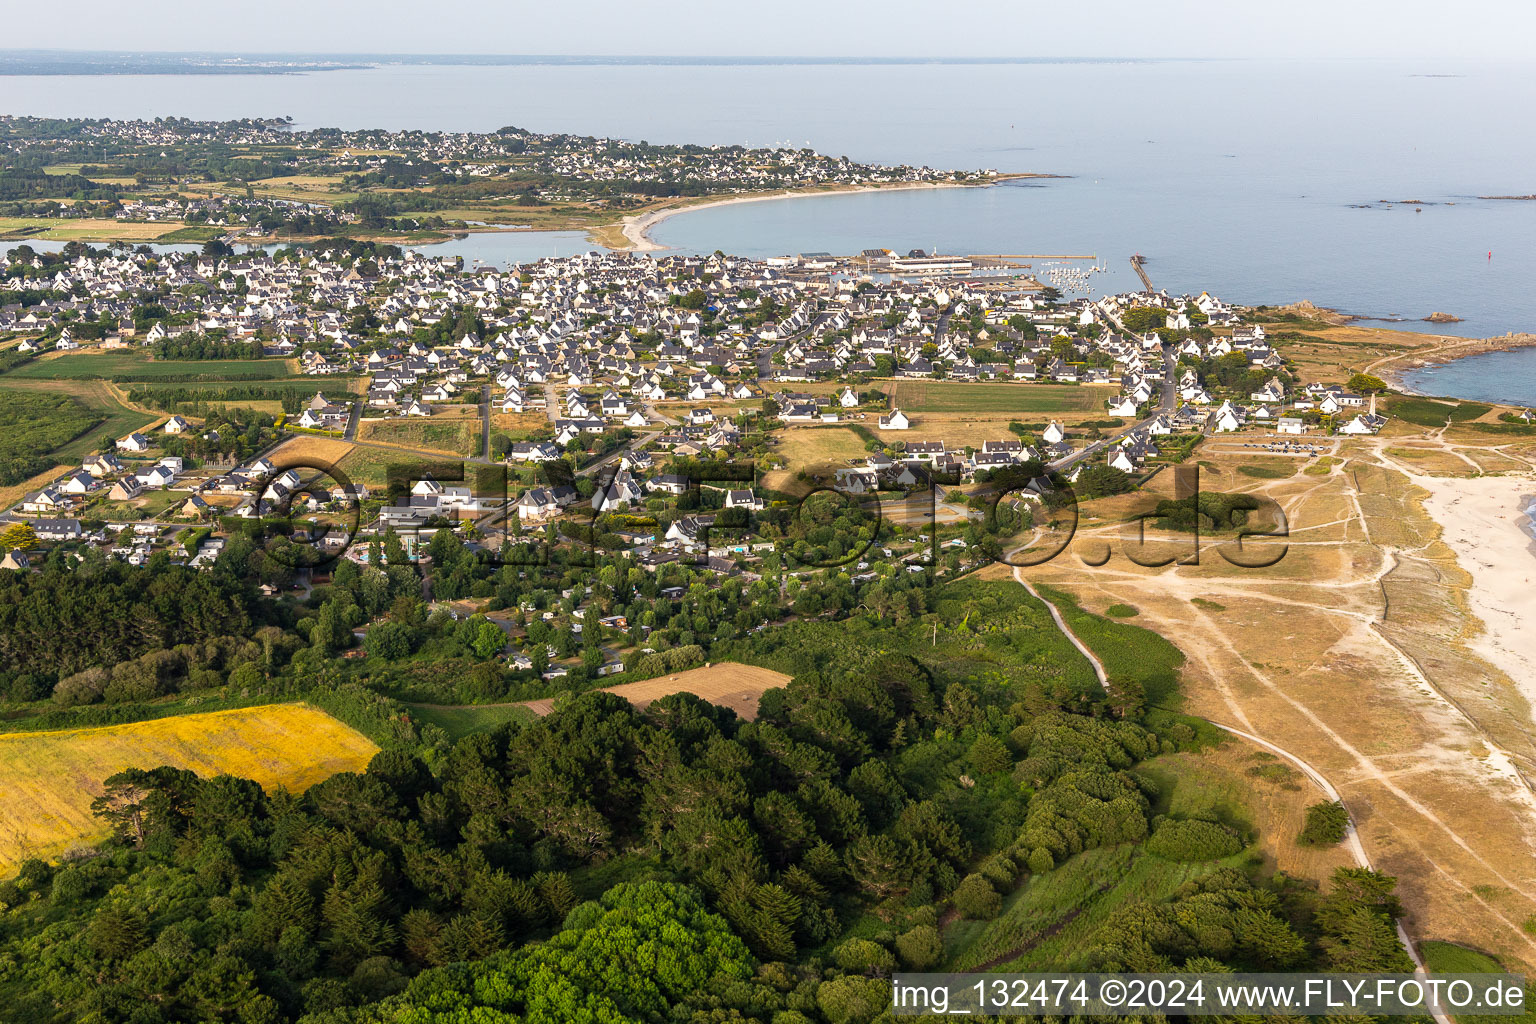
{"left": 87, "top": 904, "right": 150, "bottom": 960}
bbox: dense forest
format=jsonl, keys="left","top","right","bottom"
{"left": 0, "top": 557, "right": 1423, "bottom": 1023}
{"left": 0, "top": 556, "right": 269, "bottom": 691}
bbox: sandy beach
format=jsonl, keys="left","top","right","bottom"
{"left": 1413, "top": 470, "right": 1536, "bottom": 721}
{"left": 617, "top": 178, "right": 1022, "bottom": 251}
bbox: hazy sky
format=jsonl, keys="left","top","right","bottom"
{"left": 6, "top": 0, "right": 1533, "bottom": 59}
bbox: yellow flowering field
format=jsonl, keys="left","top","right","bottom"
{"left": 0, "top": 704, "right": 378, "bottom": 873}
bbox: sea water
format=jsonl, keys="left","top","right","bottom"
{"left": 6, "top": 57, "right": 1536, "bottom": 396}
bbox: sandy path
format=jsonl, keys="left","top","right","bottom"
{"left": 1014, "top": 565, "right": 1456, "bottom": 1021}
{"left": 618, "top": 180, "right": 993, "bottom": 251}
{"left": 998, "top": 434, "right": 1536, "bottom": 968}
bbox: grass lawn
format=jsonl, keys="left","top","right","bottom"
{"left": 944, "top": 844, "right": 1237, "bottom": 971}
{"left": 407, "top": 702, "right": 534, "bottom": 741}
{"left": 1034, "top": 584, "right": 1185, "bottom": 707}
{"left": 886, "top": 380, "right": 1103, "bottom": 415}
{"left": 85, "top": 488, "right": 185, "bottom": 521}
{"left": 332, "top": 442, "right": 456, "bottom": 487}
{"left": 6, "top": 351, "right": 296, "bottom": 382}
{"left": 762, "top": 425, "right": 873, "bottom": 492}
{"left": 268, "top": 437, "right": 426, "bottom": 488}
{"left": 1418, "top": 942, "right": 1534, "bottom": 1024}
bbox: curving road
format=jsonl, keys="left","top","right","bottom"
{"left": 1010, "top": 563, "right": 1451, "bottom": 1024}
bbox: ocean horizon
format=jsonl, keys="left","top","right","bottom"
{"left": 6, "top": 56, "right": 1536, "bottom": 400}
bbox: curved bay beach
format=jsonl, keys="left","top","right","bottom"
{"left": 614, "top": 174, "right": 1055, "bottom": 251}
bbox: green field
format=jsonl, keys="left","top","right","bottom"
{"left": 5, "top": 352, "right": 295, "bottom": 382}
{"left": 334, "top": 443, "right": 455, "bottom": 486}
{"left": 1237, "top": 463, "right": 1294, "bottom": 479}
{"left": 944, "top": 844, "right": 1241, "bottom": 970}
{"left": 406, "top": 702, "right": 534, "bottom": 741}
{"left": 886, "top": 380, "right": 1102, "bottom": 414}
{"left": 1388, "top": 396, "right": 1493, "bottom": 427}
{"left": 129, "top": 379, "right": 335, "bottom": 396}
{"left": 127, "top": 379, "right": 342, "bottom": 415}
{"left": 0, "top": 391, "right": 104, "bottom": 486}
{"left": 150, "top": 226, "right": 225, "bottom": 243}
{"left": 0, "top": 382, "right": 156, "bottom": 480}
{"left": 1035, "top": 584, "right": 1187, "bottom": 707}
{"left": 1418, "top": 942, "right": 1535, "bottom": 1024}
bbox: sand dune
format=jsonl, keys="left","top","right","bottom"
{"left": 1413, "top": 471, "right": 1536, "bottom": 724}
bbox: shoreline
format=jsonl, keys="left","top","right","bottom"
{"left": 0, "top": 174, "right": 1057, "bottom": 252}
{"left": 612, "top": 175, "right": 1050, "bottom": 252}
{"left": 1373, "top": 332, "right": 1536, "bottom": 397}
{"left": 1412, "top": 471, "right": 1536, "bottom": 727}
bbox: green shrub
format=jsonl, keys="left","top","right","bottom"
{"left": 817, "top": 976, "right": 888, "bottom": 1024}
{"left": 50, "top": 867, "right": 91, "bottom": 904}
{"left": 1144, "top": 818, "right": 1244, "bottom": 862}
{"left": 953, "top": 873, "right": 1002, "bottom": 919}
{"left": 895, "top": 925, "right": 944, "bottom": 969}
{"left": 1297, "top": 801, "right": 1350, "bottom": 847}
{"left": 1150, "top": 490, "right": 1266, "bottom": 531}
{"left": 832, "top": 937, "right": 895, "bottom": 974}
{"left": 1104, "top": 604, "right": 1139, "bottom": 618}
{"left": 977, "top": 853, "right": 1018, "bottom": 890}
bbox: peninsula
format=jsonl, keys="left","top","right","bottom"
{"left": 0, "top": 115, "right": 1031, "bottom": 250}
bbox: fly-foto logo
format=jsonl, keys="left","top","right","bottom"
{"left": 242, "top": 457, "right": 1288, "bottom": 575}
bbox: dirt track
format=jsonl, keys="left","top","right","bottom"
{"left": 517, "top": 662, "right": 790, "bottom": 721}
{"left": 996, "top": 428, "right": 1536, "bottom": 970}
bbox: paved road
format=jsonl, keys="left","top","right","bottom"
{"left": 1049, "top": 336, "right": 1177, "bottom": 473}
{"left": 645, "top": 403, "right": 678, "bottom": 427}
{"left": 577, "top": 432, "right": 657, "bottom": 479}
{"left": 542, "top": 383, "right": 558, "bottom": 423}
{"left": 755, "top": 317, "right": 821, "bottom": 380}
